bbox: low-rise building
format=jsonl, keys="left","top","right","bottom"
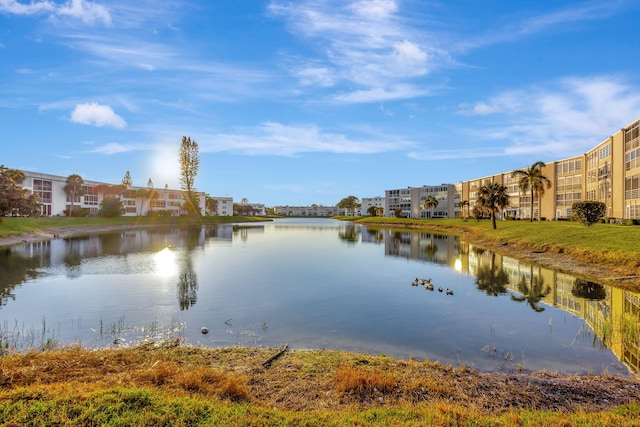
{"left": 20, "top": 170, "right": 208, "bottom": 217}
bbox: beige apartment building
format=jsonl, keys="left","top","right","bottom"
{"left": 454, "top": 117, "right": 640, "bottom": 221}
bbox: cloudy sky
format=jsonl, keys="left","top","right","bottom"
{"left": 2, "top": 0, "right": 640, "bottom": 206}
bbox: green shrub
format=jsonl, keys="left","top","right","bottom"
{"left": 572, "top": 201, "right": 606, "bottom": 226}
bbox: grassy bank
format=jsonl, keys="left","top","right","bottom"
{"left": 351, "top": 217, "right": 640, "bottom": 285}
{"left": 0, "top": 344, "right": 638, "bottom": 426}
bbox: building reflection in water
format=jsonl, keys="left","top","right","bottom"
{"left": 370, "top": 228, "right": 640, "bottom": 374}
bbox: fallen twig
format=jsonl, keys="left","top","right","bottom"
{"left": 262, "top": 343, "right": 288, "bottom": 367}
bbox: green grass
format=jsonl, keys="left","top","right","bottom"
{"left": 1, "top": 385, "right": 638, "bottom": 426}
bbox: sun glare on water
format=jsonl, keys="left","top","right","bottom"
{"left": 154, "top": 247, "right": 177, "bottom": 277}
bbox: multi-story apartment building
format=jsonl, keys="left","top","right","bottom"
{"left": 385, "top": 184, "right": 458, "bottom": 218}
{"left": 360, "top": 196, "right": 385, "bottom": 216}
{"left": 451, "top": 116, "right": 640, "bottom": 222}
{"left": 19, "top": 170, "right": 216, "bottom": 217}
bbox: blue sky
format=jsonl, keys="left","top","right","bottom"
{"left": 2, "top": 0, "right": 640, "bottom": 206}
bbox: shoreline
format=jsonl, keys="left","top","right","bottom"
{"left": 2, "top": 219, "right": 639, "bottom": 290}
{"left": 357, "top": 220, "right": 640, "bottom": 291}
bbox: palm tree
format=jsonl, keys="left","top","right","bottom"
{"left": 476, "top": 182, "right": 509, "bottom": 230}
{"left": 511, "top": 161, "right": 551, "bottom": 221}
{"left": 64, "top": 174, "right": 84, "bottom": 216}
{"left": 422, "top": 195, "right": 438, "bottom": 218}
{"left": 456, "top": 200, "right": 469, "bottom": 220}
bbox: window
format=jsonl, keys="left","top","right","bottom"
{"left": 33, "top": 179, "right": 52, "bottom": 203}
{"left": 599, "top": 143, "right": 611, "bottom": 159}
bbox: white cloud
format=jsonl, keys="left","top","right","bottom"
{"left": 333, "top": 84, "right": 429, "bottom": 103}
{"left": 197, "top": 121, "right": 415, "bottom": 156}
{"left": 84, "top": 142, "right": 133, "bottom": 155}
{"left": 0, "top": 0, "right": 54, "bottom": 15}
{"left": 457, "top": 75, "right": 640, "bottom": 158}
{"left": 57, "top": 0, "right": 111, "bottom": 25}
{"left": 0, "top": 0, "right": 111, "bottom": 25}
{"left": 70, "top": 102, "right": 127, "bottom": 128}
{"left": 455, "top": 2, "right": 632, "bottom": 52}
{"left": 269, "top": 0, "right": 446, "bottom": 102}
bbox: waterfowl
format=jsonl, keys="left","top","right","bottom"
{"left": 446, "top": 288, "right": 454, "bottom": 295}
{"left": 412, "top": 278, "right": 419, "bottom": 286}
{"left": 438, "top": 286, "right": 443, "bottom": 292}
{"left": 201, "top": 326, "right": 209, "bottom": 334}
{"left": 425, "top": 282, "right": 434, "bottom": 291}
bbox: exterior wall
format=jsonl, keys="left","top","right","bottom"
{"left": 623, "top": 119, "right": 640, "bottom": 219}
{"left": 415, "top": 185, "right": 456, "bottom": 218}
{"left": 385, "top": 185, "right": 456, "bottom": 218}
{"left": 361, "top": 197, "right": 385, "bottom": 216}
{"left": 385, "top": 188, "right": 412, "bottom": 217}
{"left": 210, "top": 196, "right": 233, "bottom": 216}
{"left": 20, "top": 170, "right": 206, "bottom": 217}
{"left": 553, "top": 156, "right": 583, "bottom": 220}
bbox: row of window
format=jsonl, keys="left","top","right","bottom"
{"left": 556, "top": 159, "right": 582, "bottom": 174}
{"left": 625, "top": 148, "right": 640, "bottom": 171}
{"left": 555, "top": 192, "right": 582, "bottom": 206}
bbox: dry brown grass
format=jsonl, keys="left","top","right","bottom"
{"left": 1, "top": 344, "right": 638, "bottom": 415}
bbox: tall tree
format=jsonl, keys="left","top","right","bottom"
{"left": 422, "top": 195, "right": 438, "bottom": 218}
{"left": 121, "top": 170, "right": 133, "bottom": 187}
{"left": 476, "top": 182, "right": 509, "bottom": 230}
{"left": 179, "top": 136, "right": 200, "bottom": 216}
{"left": 0, "top": 166, "right": 40, "bottom": 217}
{"left": 205, "top": 195, "right": 218, "bottom": 216}
{"left": 337, "top": 195, "right": 360, "bottom": 216}
{"left": 64, "top": 174, "right": 84, "bottom": 217}
{"left": 511, "top": 161, "right": 552, "bottom": 221}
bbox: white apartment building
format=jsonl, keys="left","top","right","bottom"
{"left": 385, "top": 185, "right": 457, "bottom": 218}
{"left": 19, "top": 170, "right": 215, "bottom": 217}
{"left": 274, "top": 205, "right": 343, "bottom": 216}
{"left": 210, "top": 196, "right": 233, "bottom": 216}
{"left": 361, "top": 196, "right": 385, "bottom": 216}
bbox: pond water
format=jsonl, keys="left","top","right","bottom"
{"left": 1, "top": 217, "right": 638, "bottom": 376}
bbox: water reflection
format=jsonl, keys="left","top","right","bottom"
{"left": 511, "top": 274, "right": 552, "bottom": 312}
{"left": 374, "top": 227, "right": 640, "bottom": 374}
{"left": 0, "top": 219, "right": 638, "bottom": 375}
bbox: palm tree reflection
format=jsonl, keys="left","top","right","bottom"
{"left": 510, "top": 274, "right": 551, "bottom": 312}
{"left": 475, "top": 252, "right": 509, "bottom": 296}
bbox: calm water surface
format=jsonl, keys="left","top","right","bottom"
{"left": 1, "top": 218, "right": 637, "bottom": 375}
